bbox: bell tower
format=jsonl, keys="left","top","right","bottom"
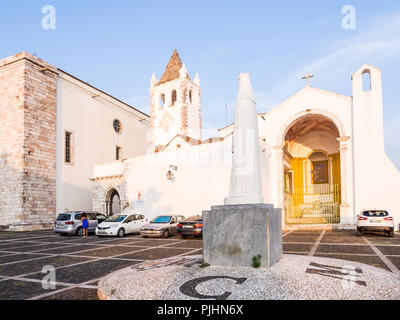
{"left": 149, "top": 50, "right": 201, "bottom": 152}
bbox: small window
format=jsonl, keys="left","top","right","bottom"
{"left": 362, "top": 70, "right": 371, "bottom": 92}
{"left": 65, "top": 131, "right": 73, "bottom": 164}
{"left": 160, "top": 94, "right": 165, "bottom": 108}
{"left": 171, "top": 90, "right": 177, "bottom": 106}
{"left": 113, "top": 119, "right": 121, "bottom": 133}
{"left": 189, "top": 89, "right": 192, "bottom": 103}
{"left": 116, "top": 146, "right": 122, "bottom": 160}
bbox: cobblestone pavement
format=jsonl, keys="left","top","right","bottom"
{"left": 0, "top": 229, "right": 398, "bottom": 300}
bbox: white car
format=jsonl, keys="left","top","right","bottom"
{"left": 356, "top": 210, "right": 395, "bottom": 237}
{"left": 96, "top": 214, "right": 148, "bottom": 237}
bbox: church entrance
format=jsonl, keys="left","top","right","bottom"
{"left": 105, "top": 188, "right": 121, "bottom": 216}
{"left": 282, "top": 114, "right": 341, "bottom": 224}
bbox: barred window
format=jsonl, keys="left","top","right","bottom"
{"left": 113, "top": 119, "right": 121, "bottom": 133}
{"left": 65, "top": 131, "right": 73, "bottom": 164}
{"left": 116, "top": 146, "right": 122, "bottom": 161}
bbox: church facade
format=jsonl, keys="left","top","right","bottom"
{"left": 0, "top": 52, "right": 150, "bottom": 230}
{"left": 92, "top": 50, "right": 400, "bottom": 231}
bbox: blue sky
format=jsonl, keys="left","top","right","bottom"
{"left": 1, "top": 0, "right": 400, "bottom": 168}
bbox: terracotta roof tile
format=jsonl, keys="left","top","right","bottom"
{"left": 158, "top": 49, "right": 190, "bottom": 85}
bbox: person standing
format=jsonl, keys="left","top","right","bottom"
{"left": 81, "top": 214, "right": 89, "bottom": 238}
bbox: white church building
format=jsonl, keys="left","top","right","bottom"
{"left": 91, "top": 50, "right": 400, "bottom": 231}
{"left": 0, "top": 50, "right": 399, "bottom": 231}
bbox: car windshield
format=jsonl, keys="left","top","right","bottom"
{"left": 56, "top": 214, "right": 71, "bottom": 221}
{"left": 363, "top": 211, "right": 388, "bottom": 217}
{"left": 105, "top": 215, "right": 127, "bottom": 222}
{"left": 151, "top": 216, "right": 172, "bottom": 224}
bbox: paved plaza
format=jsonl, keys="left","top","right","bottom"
{"left": 0, "top": 229, "right": 398, "bottom": 300}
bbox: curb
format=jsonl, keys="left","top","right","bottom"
{"left": 97, "top": 287, "right": 108, "bottom": 300}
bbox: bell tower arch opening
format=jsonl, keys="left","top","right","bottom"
{"left": 282, "top": 114, "right": 342, "bottom": 225}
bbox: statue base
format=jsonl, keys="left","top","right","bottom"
{"left": 202, "top": 204, "right": 282, "bottom": 268}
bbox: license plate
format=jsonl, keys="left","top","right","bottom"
{"left": 56, "top": 224, "right": 65, "bottom": 228}
{"left": 371, "top": 219, "right": 382, "bottom": 223}
{"left": 98, "top": 231, "right": 107, "bottom": 234}
{"left": 183, "top": 225, "right": 193, "bottom": 229}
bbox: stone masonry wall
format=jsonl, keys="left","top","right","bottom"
{"left": 0, "top": 55, "right": 26, "bottom": 227}
{"left": 0, "top": 52, "right": 57, "bottom": 230}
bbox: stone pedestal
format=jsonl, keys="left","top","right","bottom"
{"left": 203, "top": 204, "right": 282, "bottom": 268}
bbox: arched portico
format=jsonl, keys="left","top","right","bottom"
{"left": 274, "top": 111, "right": 349, "bottom": 226}
{"left": 105, "top": 187, "right": 121, "bottom": 216}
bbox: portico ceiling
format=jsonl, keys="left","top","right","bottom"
{"left": 285, "top": 115, "right": 340, "bottom": 142}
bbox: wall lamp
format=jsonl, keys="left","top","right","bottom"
{"left": 166, "top": 165, "right": 178, "bottom": 181}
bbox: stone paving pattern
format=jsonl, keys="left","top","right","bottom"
{"left": 0, "top": 229, "right": 398, "bottom": 299}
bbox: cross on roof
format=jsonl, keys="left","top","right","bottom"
{"left": 301, "top": 73, "right": 315, "bottom": 87}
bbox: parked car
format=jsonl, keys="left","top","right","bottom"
{"left": 177, "top": 215, "right": 203, "bottom": 238}
{"left": 356, "top": 210, "right": 395, "bottom": 237}
{"left": 140, "top": 215, "right": 185, "bottom": 238}
{"left": 96, "top": 213, "right": 147, "bottom": 237}
{"left": 54, "top": 211, "right": 107, "bottom": 236}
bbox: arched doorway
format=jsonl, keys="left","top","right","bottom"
{"left": 105, "top": 188, "right": 121, "bottom": 216}
{"left": 282, "top": 114, "right": 341, "bottom": 224}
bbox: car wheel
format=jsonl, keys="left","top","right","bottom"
{"left": 182, "top": 235, "right": 188, "bottom": 239}
{"left": 118, "top": 228, "right": 125, "bottom": 238}
{"left": 76, "top": 228, "right": 83, "bottom": 237}
{"left": 388, "top": 230, "right": 395, "bottom": 238}
{"left": 162, "top": 229, "right": 169, "bottom": 238}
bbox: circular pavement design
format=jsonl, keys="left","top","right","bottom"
{"left": 98, "top": 254, "right": 400, "bottom": 300}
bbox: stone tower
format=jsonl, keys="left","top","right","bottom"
{"left": 149, "top": 50, "right": 201, "bottom": 151}
{"left": 0, "top": 52, "right": 57, "bottom": 230}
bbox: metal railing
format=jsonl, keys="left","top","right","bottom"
{"left": 284, "top": 184, "right": 341, "bottom": 225}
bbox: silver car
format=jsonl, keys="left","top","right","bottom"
{"left": 54, "top": 211, "right": 107, "bottom": 236}
{"left": 140, "top": 215, "right": 185, "bottom": 238}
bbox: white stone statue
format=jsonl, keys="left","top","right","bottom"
{"left": 224, "top": 73, "right": 264, "bottom": 205}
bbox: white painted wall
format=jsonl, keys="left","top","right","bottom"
{"left": 56, "top": 72, "right": 151, "bottom": 214}
{"left": 119, "top": 140, "right": 232, "bottom": 220}
{"left": 290, "top": 130, "right": 339, "bottom": 158}
{"left": 352, "top": 65, "right": 400, "bottom": 230}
